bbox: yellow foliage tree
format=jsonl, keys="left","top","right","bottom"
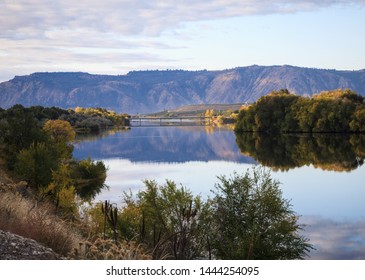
{"left": 204, "top": 109, "right": 214, "bottom": 117}
{"left": 43, "top": 119, "right": 76, "bottom": 143}
{"left": 45, "top": 163, "right": 77, "bottom": 217}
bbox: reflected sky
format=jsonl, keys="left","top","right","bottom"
{"left": 271, "top": 166, "right": 365, "bottom": 220}
{"left": 299, "top": 216, "right": 365, "bottom": 260}
{"left": 73, "top": 126, "right": 365, "bottom": 259}
{"left": 93, "top": 159, "right": 254, "bottom": 204}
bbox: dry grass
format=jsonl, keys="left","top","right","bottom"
{"left": 71, "top": 238, "right": 152, "bottom": 260}
{"left": 0, "top": 191, "right": 81, "bottom": 256}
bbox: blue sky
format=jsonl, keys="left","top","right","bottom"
{"left": 0, "top": 0, "right": 364, "bottom": 82}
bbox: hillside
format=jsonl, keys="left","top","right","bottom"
{"left": 1, "top": 65, "right": 365, "bottom": 114}
{"left": 149, "top": 103, "right": 243, "bottom": 117}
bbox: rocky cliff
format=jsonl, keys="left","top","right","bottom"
{"left": 1, "top": 65, "right": 364, "bottom": 114}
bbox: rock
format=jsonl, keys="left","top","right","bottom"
{"left": 0, "top": 230, "right": 65, "bottom": 260}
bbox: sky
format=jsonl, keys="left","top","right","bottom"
{"left": 1, "top": 0, "right": 365, "bottom": 82}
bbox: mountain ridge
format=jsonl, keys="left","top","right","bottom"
{"left": 1, "top": 65, "right": 365, "bottom": 114}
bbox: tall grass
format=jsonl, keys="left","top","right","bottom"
{"left": 71, "top": 238, "right": 152, "bottom": 260}
{"left": 0, "top": 190, "right": 80, "bottom": 256}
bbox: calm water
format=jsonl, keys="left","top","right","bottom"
{"left": 73, "top": 126, "right": 365, "bottom": 260}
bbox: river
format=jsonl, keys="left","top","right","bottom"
{"left": 73, "top": 126, "right": 365, "bottom": 260}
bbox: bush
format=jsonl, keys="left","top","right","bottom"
{"left": 211, "top": 167, "right": 313, "bottom": 260}
{"left": 115, "top": 168, "right": 313, "bottom": 260}
{"left": 120, "top": 180, "right": 211, "bottom": 259}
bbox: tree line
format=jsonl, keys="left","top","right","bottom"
{"left": 235, "top": 89, "right": 365, "bottom": 133}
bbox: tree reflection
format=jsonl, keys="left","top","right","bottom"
{"left": 235, "top": 133, "right": 365, "bottom": 172}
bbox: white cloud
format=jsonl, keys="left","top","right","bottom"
{"left": 1, "top": 0, "right": 364, "bottom": 39}
{"left": 0, "top": 0, "right": 364, "bottom": 82}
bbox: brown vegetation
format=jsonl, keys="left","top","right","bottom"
{"left": 0, "top": 188, "right": 80, "bottom": 256}
{"left": 71, "top": 238, "right": 152, "bottom": 260}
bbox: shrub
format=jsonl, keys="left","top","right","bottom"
{"left": 211, "top": 167, "right": 313, "bottom": 260}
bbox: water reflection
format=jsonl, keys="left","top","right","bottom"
{"left": 74, "top": 126, "right": 256, "bottom": 163}
{"left": 235, "top": 133, "right": 365, "bottom": 171}
{"left": 72, "top": 127, "right": 365, "bottom": 259}
{"left": 300, "top": 216, "right": 365, "bottom": 260}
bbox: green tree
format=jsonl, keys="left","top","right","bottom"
{"left": 29, "top": 105, "right": 69, "bottom": 122}
{"left": 235, "top": 89, "right": 300, "bottom": 133}
{"left": 292, "top": 97, "right": 315, "bottom": 132}
{"left": 14, "top": 142, "right": 59, "bottom": 190}
{"left": 235, "top": 105, "right": 256, "bottom": 133}
{"left": 211, "top": 167, "right": 313, "bottom": 260}
{"left": 121, "top": 180, "right": 211, "bottom": 259}
{"left": 0, "top": 105, "right": 47, "bottom": 168}
{"left": 350, "top": 107, "right": 365, "bottom": 132}
{"left": 235, "top": 89, "right": 364, "bottom": 134}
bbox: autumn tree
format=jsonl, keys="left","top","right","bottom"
{"left": 43, "top": 119, "right": 76, "bottom": 143}
{"left": 204, "top": 109, "right": 215, "bottom": 117}
{"left": 43, "top": 119, "right": 75, "bottom": 159}
{"left": 45, "top": 163, "right": 77, "bottom": 216}
{"left": 235, "top": 89, "right": 364, "bottom": 134}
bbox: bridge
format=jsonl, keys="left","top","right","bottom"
{"left": 130, "top": 116, "right": 212, "bottom": 127}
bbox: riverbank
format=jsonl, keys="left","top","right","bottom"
{"left": 0, "top": 162, "right": 81, "bottom": 259}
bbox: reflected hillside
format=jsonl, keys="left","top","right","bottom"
{"left": 73, "top": 126, "right": 256, "bottom": 163}
{"left": 235, "top": 133, "right": 365, "bottom": 171}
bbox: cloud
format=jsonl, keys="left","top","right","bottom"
{"left": 1, "top": 0, "right": 364, "bottom": 39}
{"left": 0, "top": 0, "right": 364, "bottom": 82}
{"left": 300, "top": 216, "right": 365, "bottom": 260}
{"left": 0, "top": 37, "right": 176, "bottom": 75}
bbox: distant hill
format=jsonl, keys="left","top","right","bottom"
{"left": 148, "top": 104, "right": 244, "bottom": 117}
{"left": 1, "top": 65, "right": 365, "bottom": 114}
